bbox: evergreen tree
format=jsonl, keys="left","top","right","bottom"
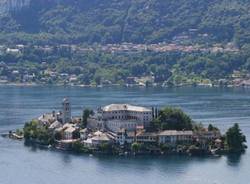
{"left": 226, "top": 123, "right": 247, "bottom": 152}
{"left": 208, "top": 124, "right": 219, "bottom": 131}
{"left": 81, "top": 109, "right": 93, "bottom": 128}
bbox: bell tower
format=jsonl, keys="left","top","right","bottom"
{"left": 62, "top": 97, "right": 71, "bottom": 124}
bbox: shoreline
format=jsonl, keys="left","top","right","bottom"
{"left": 5, "top": 132, "right": 245, "bottom": 158}
{"left": 0, "top": 82, "right": 250, "bottom": 89}
{"left": 10, "top": 137, "right": 246, "bottom": 159}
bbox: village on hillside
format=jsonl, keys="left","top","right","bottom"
{"left": 1, "top": 41, "right": 250, "bottom": 88}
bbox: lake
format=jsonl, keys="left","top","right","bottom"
{"left": 0, "top": 86, "right": 249, "bottom": 184}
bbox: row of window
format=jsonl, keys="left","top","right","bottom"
{"left": 111, "top": 116, "right": 138, "bottom": 120}
{"left": 105, "top": 111, "right": 152, "bottom": 115}
{"left": 137, "top": 136, "right": 156, "bottom": 141}
{"left": 106, "top": 116, "right": 149, "bottom": 122}
{"left": 64, "top": 107, "right": 70, "bottom": 111}
{"left": 108, "top": 122, "right": 138, "bottom": 128}
{"left": 160, "top": 136, "right": 192, "bottom": 141}
{"left": 107, "top": 115, "right": 150, "bottom": 122}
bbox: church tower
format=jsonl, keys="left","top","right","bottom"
{"left": 62, "top": 97, "right": 71, "bottom": 124}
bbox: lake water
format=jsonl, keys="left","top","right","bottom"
{"left": 0, "top": 86, "right": 250, "bottom": 184}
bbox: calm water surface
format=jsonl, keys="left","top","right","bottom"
{"left": 0, "top": 86, "right": 250, "bottom": 184}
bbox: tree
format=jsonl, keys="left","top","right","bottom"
{"left": 54, "top": 131, "right": 62, "bottom": 140}
{"left": 131, "top": 142, "right": 141, "bottom": 154}
{"left": 208, "top": 124, "right": 219, "bottom": 131}
{"left": 37, "top": 128, "right": 51, "bottom": 144}
{"left": 81, "top": 108, "right": 93, "bottom": 128}
{"left": 72, "top": 141, "right": 84, "bottom": 153}
{"left": 156, "top": 107, "right": 193, "bottom": 131}
{"left": 99, "top": 143, "right": 112, "bottom": 153}
{"left": 23, "top": 120, "right": 39, "bottom": 139}
{"left": 72, "top": 130, "right": 80, "bottom": 139}
{"left": 23, "top": 120, "right": 52, "bottom": 145}
{"left": 225, "top": 123, "right": 247, "bottom": 152}
{"left": 94, "top": 75, "right": 102, "bottom": 86}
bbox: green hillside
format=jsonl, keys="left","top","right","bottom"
{"left": 1, "top": 0, "right": 250, "bottom": 86}
{"left": 1, "top": 0, "right": 250, "bottom": 46}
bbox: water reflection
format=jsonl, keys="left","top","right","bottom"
{"left": 226, "top": 153, "right": 243, "bottom": 167}
{"left": 22, "top": 141, "right": 228, "bottom": 168}
{"left": 61, "top": 153, "right": 73, "bottom": 164}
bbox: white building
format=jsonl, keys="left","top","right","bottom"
{"left": 101, "top": 104, "right": 153, "bottom": 132}
{"left": 158, "top": 130, "right": 193, "bottom": 145}
{"left": 62, "top": 123, "right": 77, "bottom": 140}
{"left": 62, "top": 98, "right": 71, "bottom": 124}
{"left": 83, "top": 131, "right": 113, "bottom": 148}
{"left": 116, "top": 129, "right": 157, "bottom": 145}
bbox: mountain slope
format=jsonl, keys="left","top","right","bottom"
{"left": 0, "top": 0, "right": 250, "bottom": 46}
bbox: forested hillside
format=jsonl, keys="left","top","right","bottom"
{"left": 1, "top": 0, "right": 250, "bottom": 87}
{"left": 0, "top": 0, "right": 250, "bottom": 46}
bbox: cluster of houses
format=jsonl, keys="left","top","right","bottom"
{"left": 95, "top": 42, "right": 239, "bottom": 54}
{"left": 0, "top": 40, "right": 243, "bottom": 88}
{"left": 35, "top": 98, "right": 222, "bottom": 151}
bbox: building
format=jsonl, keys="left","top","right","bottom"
{"left": 80, "top": 128, "right": 89, "bottom": 140}
{"left": 158, "top": 130, "right": 193, "bottom": 145}
{"left": 64, "top": 127, "right": 76, "bottom": 140}
{"left": 48, "top": 120, "right": 62, "bottom": 131}
{"left": 116, "top": 129, "right": 136, "bottom": 145}
{"left": 62, "top": 123, "right": 78, "bottom": 140}
{"left": 214, "top": 139, "right": 223, "bottom": 148}
{"left": 136, "top": 131, "right": 158, "bottom": 144}
{"left": 194, "top": 129, "right": 221, "bottom": 141}
{"left": 83, "top": 131, "right": 113, "bottom": 148}
{"left": 87, "top": 113, "right": 104, "bottom": 130}
{"left": 117, "top": 129, "right": 193, "bottom": 146}
{"left": 62, "top": 98, "right": 71, "bottom": 124}
{"left": 38, "top": 113, "right": 57, "bottom": 126}
{"left": 101, "top": 104, "right": 153, "bottom": 132}
{"left": 6, "top": 48, "right": 21, "bottom": 54}
{"left": 116, "top": 128, "right": 157, "bottom": 145}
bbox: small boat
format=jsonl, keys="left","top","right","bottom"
{"left": 10, "top": 132, "right": 24, "bottom": 140}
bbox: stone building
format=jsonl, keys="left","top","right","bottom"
{"left": 62, "top": 98, "right": 71, "bottom": 124}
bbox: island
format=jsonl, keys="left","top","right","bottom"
{"left": 11, "top": 98, "right": 247, "bottom": 156}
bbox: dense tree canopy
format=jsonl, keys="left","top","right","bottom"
{"left": 23, "top": 120, "right": 52, "bottom": 145}
{"left": 1, "top": 0, "right": 250, "bottom": 46}
{"left": 225, "top": 123, "right": 247, "bottom": 152}
{"left": 153, "top": 107, "right": 193, "bottom": 131}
